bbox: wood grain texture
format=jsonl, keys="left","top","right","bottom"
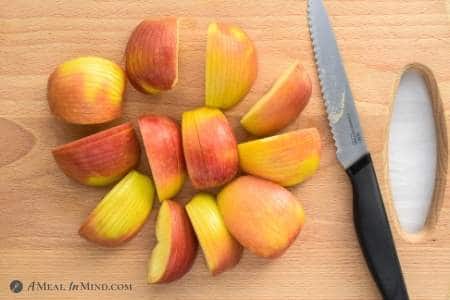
{"left": 1, "top": 0, "right": 449, "bottom": 299}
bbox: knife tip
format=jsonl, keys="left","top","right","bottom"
{"left": 307, "top": 0, "right": 324, "bottom": 12}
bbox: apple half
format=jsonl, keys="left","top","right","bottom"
{"left": 52, "top": 122, "right": 140, "bottom": 186}
{"left": 79, "top": 170, "right": 155, "bottom": 247}
{"left": 138, "top": 115, "right": 186, "bottom": 201}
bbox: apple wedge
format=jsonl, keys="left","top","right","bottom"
{"left": 126, "top": 17, "right": 179, "bottom": 94}
{"left": 186, "top": 193, "right": 242, "bottom": 275}
{"left": 52, "top": 122, "right": 140, "bottom": 186}
{"left": 182, "top": 107, "right": 239, "bottom": 189}
{"left": 238, "top": 128, "right": 321, "bottom": 187}
{"left": 148, "top": 200, "right": 198, "bottom": 283}
{"left": 241, "top": 61, "right": 312, "bottom": 136}
{"left": 205, "top": 22, "right": 257, "bottom": 109}
{"left": 218, "top": 176, "right": 305, "bottom": 258}
{"left": 79, "top": 170, "right": 155, "bottom": 247}
{"left": 138, "top": 115, "right": 186, "bottom": 201}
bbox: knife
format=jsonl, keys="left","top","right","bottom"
{"left": 307, "top": 1, "right": 409, "bottom": 299}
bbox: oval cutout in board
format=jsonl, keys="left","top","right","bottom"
{"left": 389, "top": 68, "right": 437, "bottom": 234}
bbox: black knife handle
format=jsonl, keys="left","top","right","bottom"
{"left": 346, "top": 154, "right": 409, "bottom": 300}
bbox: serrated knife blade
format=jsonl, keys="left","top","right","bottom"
{"left": 307, "top": 0, "right": 367, "bottom": 169}
{"left": 307, "top": 1, "right": 410, "bottom": 300}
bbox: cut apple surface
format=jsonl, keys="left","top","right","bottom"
{"left": 182, "top": 107, "right": 239, "bottom": 189}
{"left": 138, "top": 115, "right": 185, "bottom": 201}
{"left": 238, "top": 128, "right": 321, "bottom": 187}
{"left": 205, "top": 22, "right": 257, "bottom": 109}
{"left": 52, "top": 122, "right": 140, "bottom": 186}
{"left": 148, "top": 200, "right": 198, "bottom": 283}
{"left": 218, "top": 176, "right": 305, "bottom": 258}
{"left": 79, "top": 170, "right": 155, "bottom": 247}
{"left": 126, "top": 17, "right": 179, "bottom": 94}
{"left": 186, "top": 193, "right": 242, "bottom": 275}
{"left": 241, "top": 61, "right": 312, "bottom": 136}
{"left": 48, "top": 56, "right": 126, "bottom": 124}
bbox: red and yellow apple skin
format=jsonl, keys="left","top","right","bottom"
{"left": 148, "top": 200, "right": 198, "bottom": 284}
{"left": 238, "top": 128, "right": 321, "bottom": 187}
{"left": 205, "top": 22, "right": 257, "bottom": 109}
{"left": 48, "top": 56, "right": 126, "bottom": 124}
{"left": 52, "top": 122, "right": 140, "bottom": 187}
{"left": 182, "top": 107, "right": 239, "bottom": 189}
{"left": 126, "top": 17, "right": 178, "bottom": 94}
{"left": 138, "top": 115, "right": 186, "bottom": 201}
{"left": 79, "top": 170, "right": 155, "bottom": 247}
{"left": 186, "top": 193, "right": 243, "bottom": 275}
{"left": 241, "top": 61, "right": 312, "bottom": 136}
{"left": 218, "top": 176, "right": 305, "bottom": 258}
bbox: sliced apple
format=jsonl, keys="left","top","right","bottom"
{"left": 52, "top": 122, "right": 140, "bottom": 186}
{"left": 205, "top": 22, "right": 257, "bottom": 109}
{"left": 186, "top": 193, "right": 242, "bottom": 275}
{"left": 79, "top": 170, "right": 155, "bottom": 247}
{"left": 48, "top": 56, "right": 126, "bottom": 124}
{"left": 218, "top": 176, "right": 305, "bottom": 258}
{"left": 238, "top": 128, "right": 321, "bottom": 187}
{"left": 148, "top": 200, "right": 198, "bottom": 283}
{"left": 125, "top": 17, "right": 179, "bottom": 94}
{"left": 138, "top": 115, "right": 186, "bottom": 201}
{"left": 241, "top": 61, "right": 312, "bottom": 136}
{"left": 182, "top": 107, "right": 239, "bottom": 189}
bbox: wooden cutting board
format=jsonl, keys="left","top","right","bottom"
{"left": 1, "top": 0, "right": 450, "bottom": 299}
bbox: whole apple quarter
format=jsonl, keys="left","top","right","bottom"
{"left": 218, "top": 176, "right": 306, "bottom": 258}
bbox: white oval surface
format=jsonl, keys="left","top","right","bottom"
{"left": 389, "top": 69, "right": 437, "bottom": 233}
